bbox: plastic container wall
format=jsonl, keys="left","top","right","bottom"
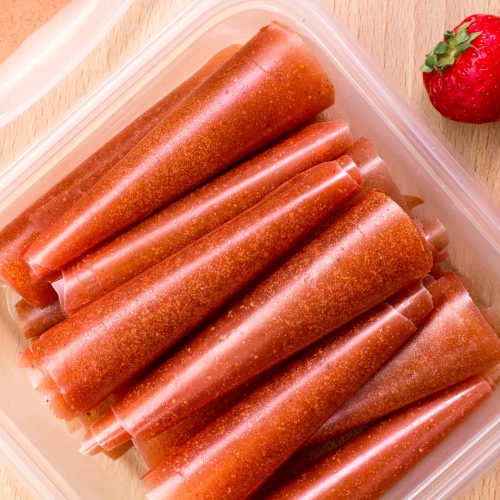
{"left": 0, "top": 1, "right": 498, "bottom": 499}
{"left": 0, "top": 0, "right": 133, "bottom": 127}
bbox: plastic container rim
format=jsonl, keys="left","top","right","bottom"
{"left": 0, "top": 0, "right": 134, "bottom": 128}
{"left": 0, "top": 1, "right": 498, "bottom": 498}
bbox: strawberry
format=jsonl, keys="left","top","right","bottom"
{"left": 421, "top": 14, "right": 500, "bottom": 123}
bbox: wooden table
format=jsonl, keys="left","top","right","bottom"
{"left": 0, "top": 0, "right": 498, "bottom": 498}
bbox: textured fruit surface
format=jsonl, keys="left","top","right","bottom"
{"left": 422, "top": 14, "right": 500, "bottom": 123}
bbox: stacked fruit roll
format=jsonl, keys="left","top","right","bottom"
{"left": 0, "top": 22, "right": 496, "bottom": 500}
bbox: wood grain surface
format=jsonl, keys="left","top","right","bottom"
{"left": 0, "top": 0, "right": 498, "bottom": 499}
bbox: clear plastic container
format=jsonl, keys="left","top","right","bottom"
{"left": 0, "top": 0, "right": 133, "bottom": 127}
{"left": 0, "top": 0, "right": 498, "bottom": 498}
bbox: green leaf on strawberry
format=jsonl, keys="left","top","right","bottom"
{"left": 420, "top": 21, "right": 482, "bottom": 73}
{"left": 421, "top": 14, "right": 500, "bottom": 123}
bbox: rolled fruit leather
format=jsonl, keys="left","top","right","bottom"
{"left": 141, "top": 280, "right": 434, "bottom": 499}
{"left": 23, "top": 22, "right": 336, "bottom": 278}
{"left": 311, "top": 139, "right": 421, "bottom": 247}
{"left": 128, "top": 369, "right": 281, "bottom": 468}
{"left": 130, "top": 278, "right": 434, "bottom": 468}
{"left": 341, "top": 139, "right": 447, "bottom": 255}
{"left": 87, "top": 190, "right": 433, "bottom": 453}
{"left": 0, "top": 45, "right": 240, "bottom": 307}
{"left": 107, "top": 280, "right": 444, "bottom": 469}
{"left": 305, "top": 272, "right": 500, "bottom": 448}
{"left": 345, "top": 137, "right": 409, "bottom": 211}
{"left": 269, "top": 374, "right": 494, "bottom": 500}
{"left": 15, "top": 299, "right": 66, "bottom": 339}
{"left": 52, "top": 120, "right": 353, "bottom": 314}
{"left": 415, "top": 218, "right": 449, "bottom": 263}
{"left": 252, "top": 276, "right": 450, "bottom": 495}
{"left": 130, "top": 383, "right": 262, "bottom": 469}
{"left": 81, "top": 346, "right": 286, "bottom": 459}
{"left": 128, "top": 279, "right": 434, "bottom": 468}
{"left": 77, "top": 393, "right": 132, "bottom": 461}
{"left": 27, "top": 161, "right": 362, "bottom": 413}
{"left": 266, "top": 342, "right": 489, "bottom": 497}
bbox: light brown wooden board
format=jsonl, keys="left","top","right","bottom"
{"left": 0, "top": 0, "right": 498, "bottom": 498}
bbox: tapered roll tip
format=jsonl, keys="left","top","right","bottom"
{"left": 335, "top": 155, "right": 363, "bottom": 187}
{"left": 89, "top": 409, "right": 131, "bottom": 451}
{"left": 24, "top": 249, "right": 54, "bottom": 281}
{"left": 79, "top": 431, "right": 103, "bottom": 456}
{"left": 425, "top": 275, "right": 451, "bottom": 304}
{"left": 421, "top": 218, "right": 449, "bottom": 252}
{"left": 484, "top": 364, "right": 500, "bottom": 387}
{"left": 404, "top": 195, "right": 424, "bottom": 211}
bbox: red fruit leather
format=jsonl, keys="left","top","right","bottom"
{"left": 133, "top": 390, "right": 251, "bottom": 470}
{"left": 304, "top": 137, "right": 413, "bottom": 243}
{"left": 53, "top": 120, "right": 353, "bottom": 314}
{"left": 133, "top": 279, "right": 433, "bottom": 470}
{"left": 132, "top": 371, "right": 276, "bottom": 469}
{"left": 28, "top": 161, "right": 361, "bottom": 413}
{"left": 252, "top": 278, "right": 449, "bottom": 496}
{"left": 15, "top": 299, "right": 66, "bottom": 339}
{"left": 88, "top": 191, "right": 433, "bottom": 452}
{"left": 0, "top": 45, "right": 239, "bottom": 306}
{"left": 23, "top": 22, "right": 335, "bottom": 278}
{"left": 141, "top": 281, "right": 434, "bottom": 499}
{"left": 344, "top": 139, "right": 451, "bottom": 260}
{"left": 84, "top": 367, "right": 281, "bottom": 458}
{"left": 19, "top": 347, "right": 78, "bottom": 421}
{"left": 270, "top": 375, "right": 494, "bottom": 499}
{"left": 345, "top": 137, "right": 408, "bottom": 210}
{"left": 76, "top": 398, "right": 130, "bottom": 460}
{"left": 305, "top": 272, "right": 500, "bottom": 448}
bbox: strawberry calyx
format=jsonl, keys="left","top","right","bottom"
{"left": 420, "top": 21, "right": 482, "bottom": 73}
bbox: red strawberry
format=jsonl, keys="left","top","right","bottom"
{"left": 421, "top": 14, "right": 500, "bottom": 123}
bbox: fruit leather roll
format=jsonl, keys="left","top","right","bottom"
{"left": 345, "top": 137, "right": 408, "bottom": 210}
{"left": 269, "top": 374, "right": 494, "bottom": 500}
{"left": 82, "top": 362, "right": 283, "bottom": 458}
{"left": 129, "top": 279, "right": 441, "bottom": 472}
{"left": 305, "top": 272, "right": 500, "bottom": 448}
{"left": 52, "top": 120, "right": 353, "bottom": 314}
{"left": 77, "top": 393, "right": 133, "bottom": 461}
{"left": 415, "top": 218, "right": 449, "bottom": 263}
{"left": 19, "top": 346, "right": 79, "bottom": 421}
{"left": 28, "top": 161, "right": 361, "bottom": 413}
{"left": 251, "top": 277, "right": 451, "bottom": 496}
{"left": 24, "top": 22, "right": 335, "bottom": 278}
{"left": 0, "top": 46, "right": 239, "bottom": 306}
{"left": 132, "top": 388, "right": 252, "bottom": 469}
{"left": 87, "top": 190, "right": 433, "bottom": 452}
{"left": 15, "top": 299, "right": 66, "bottom": 339}
{"left": 130, "top": 370, "right": 278, "bottom": 469}
{"left": 141, "top": 281, "right": 434, "bottom": 499}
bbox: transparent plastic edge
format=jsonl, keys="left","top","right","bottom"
{"left": 0, "top": 408, "right": 72, "bottom": 500}
{"left": 0, "top": 0, "right": 134, "bottom": 128}
{"left": 409, "top": 417, "right": 500, "bottom": 499}
{"left": 0, "top": 0, "right": 498, "bottom": 498}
